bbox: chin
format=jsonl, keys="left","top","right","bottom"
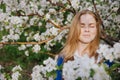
{"left": 83, "top": 41, "right": 91, "bottom": 44}
{"left": 79, "top": 37, "right": 94, "bottom": 44}
{"left": 81, "top": 39, "right": 93, "bottom": 44}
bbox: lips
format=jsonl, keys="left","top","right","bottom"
{"left": 83, "top": 35, "right": 90, "bottom": 37}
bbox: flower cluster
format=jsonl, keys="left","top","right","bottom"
{"left": 11, "top": 65, "right": 22, "bottom": 80}
{"left": 0, "top": 65, "right": 22, "bottom": 80}
{"left": 0, "top": 42, "right": 120, "bottom": 80}
{"left": 97, "top": 42, "right": 120, "bottom": 80}
{"left": 31, "top": 57, "right": 57, "bottom": 80}
{"left": 62, "top": 54, "right": 110, "bottom": 80}
{"left": 97, "top": 42, "right": 120, "bottom": 62}
{"left": 30, "top": 42, "right": 120, "bottom": 80}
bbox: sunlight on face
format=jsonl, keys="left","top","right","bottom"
{"left": 79, "top": 14, "right": 97, "bottom": 44}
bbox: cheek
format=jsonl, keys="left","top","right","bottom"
{"left": 91, "top": 29, "right": 97, "bottom": 37}
{"left": 80, "top": 29, "right": 84, "bottom": 34}
{"left": 91, "top": 27, "right": 97, "bottom": 33}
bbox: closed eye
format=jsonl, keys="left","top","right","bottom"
{"left": 89, "top": 26, "right": 95, "bottom": 28}
{"left": 80, "top": 23, "right": 85, "bottom": 28}
{"left": 89, "top": 23, "right": 96, "bottom": 28}
{"left": 81, "top": 25, "right": 85, "bottom": 28}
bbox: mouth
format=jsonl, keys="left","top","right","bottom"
{"left": 83, "top": 35, "right": 90, "bottom": 37}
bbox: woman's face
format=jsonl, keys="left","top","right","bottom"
{"left": 79, "top": 14, "right": 97, "bottom": 44}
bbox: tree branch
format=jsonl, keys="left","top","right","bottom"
{"left": 47, "top": 19, "right": 61, "bottom": 28}
{"left": 16, "top": 11, "right": 63, "bottom": 28}
{"left": 67, "top": 0, "right": 76, "bottom": 14}
{"left": 0, "top": 25, "right": 69, "bottom": 45}
{"left": 0, "top": 38, "right": 52, "bottom": 45}
{"left": 92, "top": 0, "right": 119, "bottom": 46}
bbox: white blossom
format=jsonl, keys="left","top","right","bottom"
{"left": 32, "top": 65, "right": 42, "bottom": 72}
{"left": 30, "top": 17, "right": 38, "bottom": 25}
{"left": 62, "top": 50, "right": 111, "bottom": 80}
{"left": 45, "top": 13, "right": 50, "bottom": 20}
{"left": 11, "top": 71, "right": 21, "bottom": 80}
{"left": 51, "top": 0, "right": 59, "bottom": 4}
{"left": 71, "top": 0, "right": 80, "bottom": 9}
{"left": 93, "top": 65, "right": 110, "bottom": 80}
{"left": 40, "top": 0, "right": 48, "bottom": 8}
{"left": 67, "top": 13, "right": 73, "bottom": 22}
{"left": 38, "top": 9, "right": 44, "bottom": 16}
{"left": 38, "top": 22, "right": 42, "bottom": 26}
{"left": 31, "top": 71, "right": 43, "bottom": 80}
{"left": 9, "top": 16, "right": 23, "bottom": 25}
{"left": 0, "top": 74, "right": 6, "bottom": 80}
{"left": 97, "top": 43, "right": 120, "bottom": 61}
{"left": 11, "top": 65, "right": 22, "bottom": 80}
{"left": 61, "top": 0, "right": 67, "bottom": 4}
{"left": 18, "top": 45, "right": 26, "bottom": 51}
{"left": 0, "top": 13, "right": 8, "bottom": 22}
{"left": 31, "top": 57, "right": 57, "bottom": 79}
{"left": 29, "top": 2, "right": 38, "bottom": 13}
{"left": 33, "top": 33, "right": 40, "bottom": 41}
{"left": 49, "top": 27, "right": 59, "bottom": 36}
{"left": 2, "top": 36, "right": 9, "bottom": 42}
{"left": 18, "top": 0, "right": 27, "bottom": 9}
{"left": 25, "top": 50, "right": 29, "bottom": 56}
{"left": 113, "top": 42, "right": 120, "bottom": 59}
{"left": 26, "top": 44, "right": 33, "bottom": 47}
{"left": 32, "top": 44, "right": 41, "bottom": 53}
{"left": 43, "top": 57, "right": 57, "bottom": 72}
{"left": 12, "top": 65, "right": 22, "bottom": 72}
{"left": 49, "top": 8, "right": 56, "bottom": 14}
{"left": 14, "top": 34, "right": 20, "bottom": 40}
{"left": 102, "top": 48, "right": 114, "bottom": 62}
{"left": 46, "top": 23, "right": 53, "bottom": 29}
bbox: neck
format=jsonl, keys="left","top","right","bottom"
{"left": 77, "top": 42, "right": 89, "bottom": 56}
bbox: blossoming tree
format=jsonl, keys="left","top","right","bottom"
{"left": 0, "top": 0, "right": 120, "bottom": 80}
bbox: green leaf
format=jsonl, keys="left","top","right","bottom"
{"left": 90, "top": 68, "right": 95, "bottom": 77}
{"left": 56, "top": 64, "right": 63, "bottom": 70}
{"left": 0, "top": 3, "right": 6, "bottom": 12}
{"left": 110, "top": 63, "right": 120, "bottom": 70}
{"left": 76, "top": 77, "right": 81, "bottom": 80}
{"left": 46, "top": 70, "right": 56, "bottom": 78}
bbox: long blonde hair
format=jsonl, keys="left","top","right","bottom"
{"left": 60, "top": 10, "right": 101, "bottom": 62}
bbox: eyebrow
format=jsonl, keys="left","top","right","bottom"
{"left": 80, "top": 23, "right": 85, "bottom": 25}
{"left": 80, "top": 23, "right": 96, "bottom": 25}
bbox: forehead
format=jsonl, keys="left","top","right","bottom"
{"left": 80, "top": 14, "right": 96, "bottom": 24}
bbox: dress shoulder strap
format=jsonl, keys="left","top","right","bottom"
{"left": 57, "top": 55, "right": 64, "bottom": 66}
{"left": 55, "top": 55, "right": 64, "bottom": 80}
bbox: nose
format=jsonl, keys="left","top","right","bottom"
{"left": 84, "top": 26, "right": 89, "bottom": 32}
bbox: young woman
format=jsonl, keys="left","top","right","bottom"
{"left": 55, "top": 9, "right": 101, "bottom": 80}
